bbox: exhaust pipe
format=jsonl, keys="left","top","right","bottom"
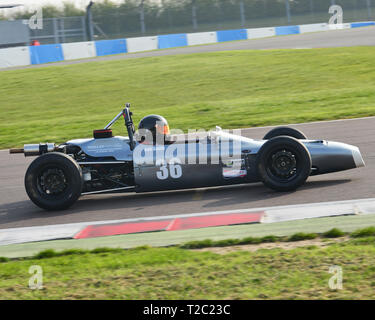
{"left": 9, "top": 143, "right": 56, "bottom": 157}
{"left": 9, "top": 148, "right": 24, "bottom": 154}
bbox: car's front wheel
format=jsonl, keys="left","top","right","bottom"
{"left": 25, "top": 152, "right": 83, "bottom": 211}
{"left": 256, "top": 136, "right": 312, "bottom": 192}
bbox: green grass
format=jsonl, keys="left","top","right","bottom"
{"left": 351, "top": 227, "right": 375, "bottom": 238}
{"left": 1, "top": 47, "right": 375, "bottom": 149}
{"left": 2, "top": 237, "right": 375, "bottom": 299}
{"left": 180, "top": 228, "right": 346, "bottom": 249}
{"left": 323, "top": 228, "right": 347, "bottom": 238}
{"left": 288, "top": 232, "right": 318, "bottom": 242}
{"left": 181, "top": 235, "right": 282, "bottom": 249}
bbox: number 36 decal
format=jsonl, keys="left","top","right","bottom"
{"left": 156, "top": 159, "right": 183, "bottom": 180}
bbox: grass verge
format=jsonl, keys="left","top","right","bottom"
{"left": 180, "top": 228, "right": 344, "bottom": 249}
{"left": 1, "top": 227, "right": 375, "bottom": 299}
{"left": 2, "top": 47, "right": 375, "bottom": 148}
{"left": 3, "top": 214, "right": 375, "bottom": 259}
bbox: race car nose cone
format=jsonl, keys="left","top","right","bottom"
{"left": 352, "top": 146, "right": 365, "bottom": 168}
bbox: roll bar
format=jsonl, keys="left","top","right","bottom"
{"left": 104, "top": 110, "right": 124, "bottom": 130}
{"left": 104, "top": 103, "right": 136, "bottom": 150}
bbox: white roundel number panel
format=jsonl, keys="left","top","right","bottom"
{"left": 156, "top": 165, "right": 169, "bottom": 180}
{"left": 156, "top": 159, "right": 183, "bottom": 180}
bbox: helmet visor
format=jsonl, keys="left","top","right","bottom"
{"left": 156, "top": 123, "right": 170, "bottom": 135}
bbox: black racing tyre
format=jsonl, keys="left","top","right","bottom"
{"left": 256, "top": 136, "right": 312, "bottom": 192}
{"left": 263, "top": 126, "right": 307, "bottom": 140}
{"left": 25, "top": 152, "right": 83, "bottom": 211}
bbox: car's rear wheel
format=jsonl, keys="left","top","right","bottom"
{"left": 263, "top": 126, "right": 307, "bottom": 140}
{"left": 256, "top": 136, "right": 312, "bottom": 191}
{"left": 25, "top": 152, "right": 83, "bottom": 211}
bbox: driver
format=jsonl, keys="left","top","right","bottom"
{"left": 137, "top": 115, "right": 170, "bottom": 145}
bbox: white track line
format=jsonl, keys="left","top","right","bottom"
{"left": 1, "top": 197, "right": 375, "bottom": 246}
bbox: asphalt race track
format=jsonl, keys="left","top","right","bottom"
{"left": 2, "top": 26, "right": 375, "bottom": 71}
{"left": 1, "top": 27, "right": 374, "bottom": 229}
{"left": 0, "top": 117, "right": 374, "bottom": 229}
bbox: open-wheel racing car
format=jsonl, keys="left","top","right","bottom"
{"left": 10, "top": 104, "right": 365, "bottom": 211}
